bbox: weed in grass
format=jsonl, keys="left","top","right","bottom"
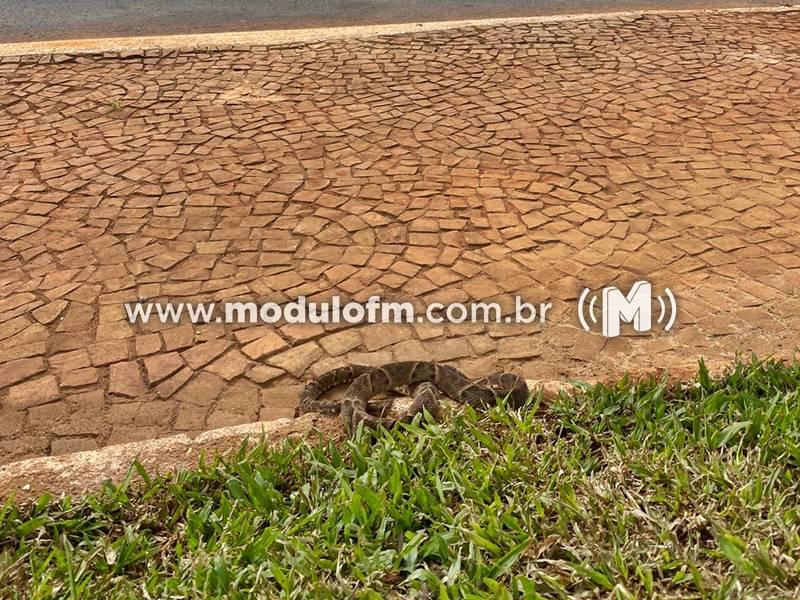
{"left": 0, "top": 356, "right": 798, "bottom": 598}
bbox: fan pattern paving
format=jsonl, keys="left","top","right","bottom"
{"left": 1, "top": 10, "right": 800, "bottom": 463}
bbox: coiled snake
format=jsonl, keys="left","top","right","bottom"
{"left": 296, "top": 361, "right": 529, "bottom": 433}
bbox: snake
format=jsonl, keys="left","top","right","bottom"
{"left": 296, "top": 361, "right": 529, "bottom": 433}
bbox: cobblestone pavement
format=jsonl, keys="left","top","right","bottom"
{"left": 2, "top": 10, "right": 800, "bottom": 464}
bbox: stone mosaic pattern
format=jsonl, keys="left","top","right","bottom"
{"left": 1, "top": 10, "right": 800, "bottom": 463}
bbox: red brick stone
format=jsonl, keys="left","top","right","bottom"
{"left": 61, "top": 367, "right": 100, "bottom": 387}
{"left": 206, "top": 350, "right": 252, "bottom": 381}
{"left": 108, "top": 361, "right": 146, "bottom": 398}
{"left": 268, "top": 343, "right": 323, "bottom": 378}
{"left": 241, "top": 332, "right": 288, "bottom": 360}
{"left": 162, "top": 325, "right": 195, "bottom": 352}
{"left": 51, "top": 437, "right": 100, "bottom": 455}
{"left": 0, "top": 357, "right": 45, "bottom": 388}
{"left": 181, "top": 339, "right": 232, "bottom": 370}
{"left": 7, "top": 375, "right": 60, "bottom": 408}
{"left": 155, "top": 367, "right": 193, "bottom": 399}
{"left": 88, "top": 341, "right": 130, "bottom": 366}
{"left": 143, "top": 352, "right": 185, "bottom": 384}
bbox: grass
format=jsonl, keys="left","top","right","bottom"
{"left": 1, "top": 356, "right": 799, "bottom": 599}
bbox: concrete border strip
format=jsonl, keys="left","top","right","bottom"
{"left": 0, "top": 414, "right": 341, "bottom": 504}
{"left": 0, "top": 6, "right": 797, "bottom": 58}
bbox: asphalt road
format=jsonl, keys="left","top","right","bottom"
{"left": 0, "top": 0, "right": 788, "bottom": 43}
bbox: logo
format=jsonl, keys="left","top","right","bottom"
{"left": 578, "top": 280, "right": 676, "bottom": 338}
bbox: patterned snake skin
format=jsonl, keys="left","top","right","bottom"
{"left": 296, "top": 361, "right": 529, "bottom": 433}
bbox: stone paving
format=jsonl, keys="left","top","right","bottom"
{"left": 1, "top": 9, "right": 800, "bottom": 464}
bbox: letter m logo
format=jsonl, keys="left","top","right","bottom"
{"left": 601, "top": 281, "right": 652, "bottom": 338}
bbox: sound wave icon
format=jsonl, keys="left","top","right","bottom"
{"left": 656, "top": 289, "right": 678, "bottom": 330}
{"left": 577, "top": 281, "right": 677, "bottom": 338}
{"left": 577, "top": 288, "right": 599, "bottom": 332}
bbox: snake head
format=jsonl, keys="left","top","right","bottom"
{"left": 485, "top": 372, "right": 529, "bottom": 409}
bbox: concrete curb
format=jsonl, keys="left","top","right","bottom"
{"left": 0, "top": 6, "right": 797, "bottom": 58}
{"left": 0, "top": 414, "right": 343, "bottom": 503}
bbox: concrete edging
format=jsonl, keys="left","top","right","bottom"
{"left": 0, "top": 414, "right": 341, "bottom": 503}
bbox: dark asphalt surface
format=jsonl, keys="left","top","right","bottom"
{"left": 0, "top": 0, "right": 788, "bottom": 43}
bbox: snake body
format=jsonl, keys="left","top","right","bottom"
{"left": 297, "top": 361, "right": 529, "bottom": 433}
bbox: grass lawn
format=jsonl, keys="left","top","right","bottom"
{"left": 1, "top": 357, "right": 799, "bottom": 598}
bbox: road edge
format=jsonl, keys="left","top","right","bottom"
{"left": 1, "top": 5, "right": 797, "bottom": 58}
